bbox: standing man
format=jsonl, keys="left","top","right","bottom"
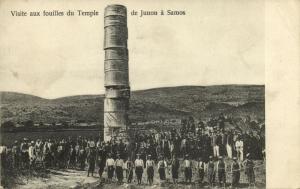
{"left": 87, "top": 146, "right": 96, "bottom": 177}
{"left": 28, "top": 141, "right": 36, "bottom": 169}
{"left": 68, "top": 145, "right": 77, "bottom": 169}
{"left": 78, "top": 146, "right": 86, "bottom": 170}
{"left": 134, "top": 154, "right": 144, "bottom": 185}
{"left": 96, "top": 145, "right": 106, "bottom": 181}
{"left": 212, "top": 132, "right": 219, "bottom": 158}
{"left": 35, "top": 139, "right": 43, "bottom": 166}
{"left": 20, "top": 138, "right": 29, "bottom": 169}
{"left": 231, "top": 157, "right": 240, "bottom": 188}
{"left": 203, "top": 133, "right": 211, "bottom": 162}
{"left": 146, "top": 155, "right": 155, "bottom": 185}
{"left": 183, "top": 154, "right": 193, "bottom": 184}
{"left": 158, "top": 156, "right": 167, "bottom": 182}
{"left": 226, "top": 131, "right": 234, "bottom": 159}
{"left": 216, "top": 131, "right": 222, "bottom": 157}
{"left": 106, "top": 153, "right": 115, "bottom": 183}
{"left": 232, "top": 131, "right": 239, "bottom": 157}
{"left": 197, "top": 157, "right": 205, "bottom": 185}
{"left": 217, "top": 156, "right": 226, "bottom": 187}
{"left": 236, "top": 136, "right": 244, "bottom": 162}
{"left": 171, "top": 155, "right": 180, "bottom": 184}
{"left": 57, "top": 141, "right": 64, "bottom": 169}
{"left": 43, "top": 143, "right": 51, "bottom": 168}
{"left": 125, "top": 157, "right": 134, "bottom": 183}
{"left": 12, "top": 140, "right": 20, "bottom": 170}
{"left": 221, "top": 131, "right": 228, "bottom": 157}
{"left": 115, "top": 154, "right": 124, "bottom": 184}
{"left": 207, "top": 156, "right": 215, "bottom": 187}
{"left": 0, "top": 145, "right": 7, "bottom": 172}
{"left": 243, "top": 153, "right": 255, "bottom": 188}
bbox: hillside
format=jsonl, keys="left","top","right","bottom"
{"left": 0, "top": 85, "right": 264, "bottom": 125}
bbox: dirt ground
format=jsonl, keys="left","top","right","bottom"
{"left": 11, "top": 160, "right": 265, "bottom": 189}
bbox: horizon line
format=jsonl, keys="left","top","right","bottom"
{"left": 0, "top": 84, "right": 265, "bottom": 100}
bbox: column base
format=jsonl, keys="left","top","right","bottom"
{"left": 103, "top": 127, "right": 129, "bottom": 142}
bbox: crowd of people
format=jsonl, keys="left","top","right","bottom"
{"left": 0, "top": 115, "right": 265, "bottom": 188}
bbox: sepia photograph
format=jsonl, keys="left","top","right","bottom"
{"left": 2, "top": 0, "right": 292, "bottom": 188}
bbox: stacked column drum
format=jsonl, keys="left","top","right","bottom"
{"left": 103, "top": 5, "right": 130, "bottom": 142}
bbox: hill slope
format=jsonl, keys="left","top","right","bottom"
{"left": 0, "top": 85, "right": 264, "bottom": 125}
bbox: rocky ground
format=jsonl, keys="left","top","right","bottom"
{"left": 10, "top": 160, "right": 265, "bottom": 189}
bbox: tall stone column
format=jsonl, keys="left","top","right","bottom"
{"left": 103, "top": 5, "right": 130, "bottom": 142}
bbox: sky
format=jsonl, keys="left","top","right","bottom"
{"left": 0, "top": 0, "right": 265, "bottom": 99}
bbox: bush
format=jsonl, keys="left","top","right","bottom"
{"left": 1, "top": 121, "right": 15, "bottom": 128}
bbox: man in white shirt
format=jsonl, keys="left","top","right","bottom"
{"left": 115, "top": 154, "right": 124, "bottom": 184}
{"left": 155, "top": 133, "right": 160, "bottom": 144}
{"left": 146, "top": 155, "right": 155, "bottom": 185}
{"left": 28, "top": 141, "right": 36, "bottom": 167}
{"left": 183, "top": 154, "right": 192, "bottom": 183}
{"left": 235, "top": 137, "right": 244, "bottom": 161}
{"left": 35, "top": 139, "right": 43, "bottom": 163}
{"left": 135, "top": 154, "right": 144, "bottom": 185}
{"left": 106, "top": 154, "right": 115, "bottom": 183}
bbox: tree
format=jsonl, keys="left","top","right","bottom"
{"left": 24, "top": 120, "right": 34, "bottom": 127}
{"left": 1, "top": 121, "right": 15, "bottom": 128}
{"left": 39, "top": 122, "right": 44, "bottom": 127}
{"left": 62, "top": 121, "right": 69, "bottom": 127}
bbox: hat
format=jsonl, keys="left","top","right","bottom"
{"left": 31, "top": 141, "right": 35, "bottom": 144}
{"left": 148, "top": 154, "right": 151, "bottom": 157}
{"left": 233, "top": 157, "right": 237, "bottom": 160}
{"left": 209, "top": 156, "right": 213, "bottom": 159}
{"left": 219, "top": 156, "right": 223, "bottom": 159}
